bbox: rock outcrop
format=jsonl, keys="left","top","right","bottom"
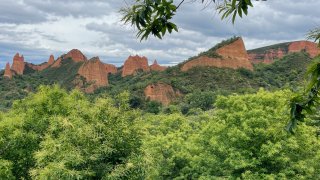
{"left": 105, "top": 64, "right": 117, "bottom": 74}
{"left": 289, "top": 41, "right": 319, "bottom": 58}
{"left": 144, "top": 83, "right": 180, "bottom": 105}
{"left": 51, "top": 49, "right": 87, "bottom": 68}
{"left": 51, "top": 57, "right": 62, "bottom": 68}
{"left": 27, "top": 55, "right": 55, "bottom": 71}
{"left": 248, "top": 41, "right": 320, "bottom": 64}
{"left": 65, "top": 49, "right": 87, "bottom": 62}
{"left": 150, "top": 60, "right": 167, "bottom": 72}
{"left": 248, "top": 48, "right": 285, "bottom": 64}
{"left": 48, "top": 55, "right": 55, "bottom": 65}
{"left": 11, "top": 53, "right": 25, "bottom": 75}
{"left": 122, "top": 55, "right": 150, "bottom": 77}
{"left": 77, "top": 57, "right": 108, "bottom": 93}
{"left": 4, "top": 63, "right": 12, "bottom": 79}
{"left": 181, "top": 37, "right": 253, "bottom": 71}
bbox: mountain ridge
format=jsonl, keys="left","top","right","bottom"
{"left": 0, "top": 37, "right": 319, "bottom": 108}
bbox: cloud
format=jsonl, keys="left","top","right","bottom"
{"left": 0, "top": 0, "right": 319, "bottom": 69}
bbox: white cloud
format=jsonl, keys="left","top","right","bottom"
{"left": 0, "top": 0, "right": 319, "bottom": 68}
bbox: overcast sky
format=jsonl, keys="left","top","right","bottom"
{"left": 0, "top": 0, "right": 319, "bottom": 69}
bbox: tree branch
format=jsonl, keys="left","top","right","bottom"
{"left": 176, "top": 0, "right": 185, "bottom": 9}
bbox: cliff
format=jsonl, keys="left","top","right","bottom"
{"left": 65, "top": 49, "right": 87, "bottom": 62}
{"left": 122, "top": 55, "right": 150, "bottom": 77}
{"left": 51, "top": 49, "right": 87, "bottom": 68}
{"left": 51, "top": 57, "right": 62, "bottom": 68}
{"left": 289, "top": 41, "right": 320, "bottom": 58}
{"left": 144, "top": 83, "right": 180, "bottom": 105}
{"left": 150, "top": 60, "right": 167, "bottom": 72}
{"left": 77, "top": 57, "right": 108, "bottom": 93}
{"left": 181, "top": 37, "right": 253, "bottom": 71}
{"left": 27, "top": 55, "right": 55, "bottom": 71}
{"left": 105, "top": 64, "right": 118, "bottom": 74}
{"left": 4, "top": 63, "right": 12, "bottom": 79}
{"left": 248, "top": 41, "right": 320, "bottom": 64}
{"left": 11, "top": 53, "right": 25, "bottom": 75}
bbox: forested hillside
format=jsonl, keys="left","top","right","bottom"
{"left": 0, "top": 51, "right": 312, "bottom": 112}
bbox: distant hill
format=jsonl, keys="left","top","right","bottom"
{"left": 248, "top": 40, "right": 319, "bottom": 64}
{"left": 0, "top": 37, "right": 318, "bottom": 111}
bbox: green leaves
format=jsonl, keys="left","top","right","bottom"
{"left": 121, "top": 0, "right": 253, "bottom": 40}
{"left": 121, "top": 0, "right": 178, "bottom": 41}
{"left": 287, "top": 57, "right": 320, "bottom": 133}
{"left": 0, "top": 86, "right": 144, "bottom": 179}
{"left": 307, "top": 27, "right": 320, "bottom": 47}
{"left": 218, "top": 0, "right": 253, "bottom": 24}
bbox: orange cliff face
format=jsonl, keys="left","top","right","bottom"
{"left": 27, "top": 55, "right": 55, "bottom": 71}
{"left": 248, "top": 48, "right": 285, "bottom": 64}
{"left": 11, "top": 53, "right": 25, "bottom": 75}
{"left": 289, "top": 41, "right": 320, "bottom": 58}
{"left": 181, "top": 37, "right": 253, "bottom": 72}
{"left": 248, "top": 41, "right": 320, "bottom": 64}
{"left": 4, "top": 63, "right": 12, "bottom": 79}
{"left": 122, "top": 55, "right": 150, "bottom": 77}
{"left": 77, "top": 57, "right": 108, "bottom": 93}
{"left": 48, "top": 55, "right": 55, "bottom": 65}
{"left": 105, "top": 64, "right": 117, "bottom": 74}
{"left": 65, "top": 49, "right": 87, "bottom": 62}
{"left": 150, "top": 60, "right": 167, "bottom": 72}
{"left": 144, "top": 83, "right": 180, "bottom": 105}
{"left": 52, "top": 49, "right": 87, "bottom": 68}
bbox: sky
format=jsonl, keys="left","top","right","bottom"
{"left": 0, "top": 0, "right": 319, "bottom": 69}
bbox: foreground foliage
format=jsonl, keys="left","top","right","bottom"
{"left": 1, "top": 86, "right": 320, "bottom": 179}
{"left": 142, "top": 90, "right": 320, "bottom": 179}
{"left": 0, "top": 86, "right": 143, "bottom": 179}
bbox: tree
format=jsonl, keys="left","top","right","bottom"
{"left": 140, "top": 90, "right": 320, "bottom": 179}
{"left": 0, "top": 85, "right": 144, "bottom": 179}
{"left": 121, "top": 0, "right": 254, "bottom": 40}
{"left": 286, "top": 27, "right": 320, "bottom": 133}
{"left": 194, "top": 90, "right": 320, "bottom": 178}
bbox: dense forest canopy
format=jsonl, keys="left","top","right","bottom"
{"left": 1, "top": 86, "right": 320, "bottom": 179}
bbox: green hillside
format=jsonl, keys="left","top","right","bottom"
{"left": 247, "top": 42, "right": 290, "bottom": 54}
{"left": 0, "top": 49, "right": 313, "bottom": 112}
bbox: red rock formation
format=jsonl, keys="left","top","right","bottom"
{"left": 249, "top": 41, "right": 320, "bottom": 64}
{"left": 65, "top": 49, "right": 87, "bottom": 62}
{"left": 122, "top": 55, "right": 150, "bottom": 77}
{"left": 51, "top": 50, "right": 86, "bottom": 68}
{"left": 181, "top": 38, "right": 253, "bottom": 71}
{"left": 150, "top": 60, "right": 167, "bottom": 72}
{"left": 105, "top": 64, "right": 117, "bottom": 74}
{"left": 51, "top": 57, "right": 62, "bottom": 68}
{"left": 288, "top": 41, "right": 320, "bottom": 58}
{"left": 27, "top": 55, "right": 55, "bottom": 71}
{"left": 4, "top": 62, "right": 12, "bottom": 79}
{"left": 78, "top": 57, "right": 108, "bottom": 93}
{"left": 144, "top": 83, "right": 180, "bottom": 105}
{"left": 11, "top": 53, "right": 25, "bottom": 75}
{"left": 48, "top": 55, "right": 55, "bottom": 65}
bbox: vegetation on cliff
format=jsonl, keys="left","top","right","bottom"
{"left": 0, "top": 51, "right": 313, "bottom": 112}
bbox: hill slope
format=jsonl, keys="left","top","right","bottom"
{"left": 0, "top": 38, "right": 316, "bottom": 111}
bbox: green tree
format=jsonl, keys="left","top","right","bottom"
{"left": 140, "top": 90, "right": 320, "bottom": 179}
{"left": 287, "top": 27, "right": 320, "bottom": 133}
{"left": 193, "top": 90, "right": 320, "bottom": 178}
{"left": 0, "top": 85, "right": 144, "bottom": 179}
{"left": 146, "top": 100, "right": 162, "bottom": 114}
{"left": 185, "top": 91, "right": 216, "bottom": 111}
